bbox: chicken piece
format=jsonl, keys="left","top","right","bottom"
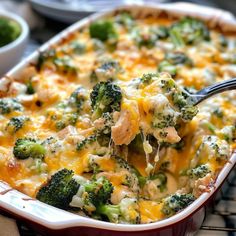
{"left": 161, "top": 127, "right": 181, "bottom": 144}
{"left": 193, "top": 173, "right": 213, "bottom": 197}
{"left": 111, "top": 99, "right": 140, "bottom": 145}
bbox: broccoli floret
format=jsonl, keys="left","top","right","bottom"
{"left": 77, "top": 135, "right": 97, "bottom": 151}
{"left": 162, "top": 193, "right": 195, "bottom": 217}
{"left": 13, "top": 138, "right": 46, "bottom": 160}
{"left": 62, "top": 41, "right": 86, "bottom": 55}
{"left": 115, "top": 12, "right": 134, "bottom": 30}
{"left": 6, "top": 116, "right": 30, "bottom": 133}
{"left": 37, "top": 49, "right": 56, "bottom": 71}
{"left": 89, "top": 20, "right": 118, "bottom": 42}
{"left": 0, "top": 18, "right": 21, "bottom": 47}
{"left": 0, "top": 98, "right": 23, "bottom": 114}
{"left": 90, "top": 81, "right": 122, "bottom": 119}
{"left": 69, "top": 86, "right": 88, "bottom": 111}
{"left": 169, "top": 17, "right": 210, "bottom": 47}
{"left": 140, "top": 73, "right": 158, "bottom": 85}
{"left": 151, "top": 26, "right": 169, "bottom": 39}
{"left": 115, "top": 157, "right": 144, "bottom": 189}
{"left": 181, "top": 105, "right": 198, "bottom": 121}
{"left": 187, "top": 164, "right": 211, "bottom": 179}
{"left": 93, "top": 59, "right": 123, "bottom": 81}
{"left": 53, "top": 56, "right": 78, "bottom": 75}
{"left": 36, "top": 168, "right": 79, "bottom": 210}
{"left": 96, "top": 198, "right": 140, "bottom": 224}
{"left": 55, "top": 113, "right": 78, "bottom": 130}
{"left": 84, "top": 177, "right": 113, "bottom": 207}
{"left": 48, "top": 107, "right": 78, "bottom": 131}
{"left": 70, "top": 177, "right": 113, "bottom": 214}
{"left": 133, "top": 28, "right": 157, "bottom": 49}
{"left": 165, "top": 52, "right": 193, "bottom": 66}
{"left": 158, "top": 61, "right": 177, "bottom": 77}
{"left": 171, "top": 90, "right": 198, "bottom": 121}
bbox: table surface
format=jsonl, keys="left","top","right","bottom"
{"left": 3, "top": 1, "right": 236, "bottom": 235}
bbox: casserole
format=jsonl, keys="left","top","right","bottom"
{"left": 0, "top": 2, "right": 236, "bottom": 235}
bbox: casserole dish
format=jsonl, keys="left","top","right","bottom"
{"left": 0, "top": 2, "right": 236, "bottom": 235}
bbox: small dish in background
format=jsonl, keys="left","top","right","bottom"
{"left": 0, "top": 11, "right": 29, "bottom": 76}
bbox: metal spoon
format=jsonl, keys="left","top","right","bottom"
{"left": 188, "top": 78, "right": 236, "bottom": 105}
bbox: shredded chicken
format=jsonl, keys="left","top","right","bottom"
{"left": 111, "top": 100, "right": 140, "bottom": 145}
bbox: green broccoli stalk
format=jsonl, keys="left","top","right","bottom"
{"left": 90, "top": 81, "right": 122, "bottom": 120}
{"left": 0, "top": 18, "right": 21, "bottom": 47}
{"left": 13, "top": 138, "right": 46, "bottom": 160}
{"left": 0, "top": 98, "right": 23, "bottom": 115}
{"left": 162, "top": 193, "right": 195, "bottom": 217}
{"left": 36, "top": 168, "right": 79, "bottom": 210}
{"left": 96, "top": 198, "right": 140, "bottom": 224}
{"left": 6, "top": 116, "right": 30, "bottom": 133}
{"left": 89, "top": 20, "right": 118, "bottom": 42}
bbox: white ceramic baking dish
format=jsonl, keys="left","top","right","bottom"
{"left": 0, "top": 3, "right": 236, "bottom": 236}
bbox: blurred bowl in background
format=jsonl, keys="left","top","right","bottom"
{"left": 0, "top": 11, "right": 29, "bottom": 76}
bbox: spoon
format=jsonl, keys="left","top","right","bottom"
{"left": 187, "top": 78, "right": 236, "bottom": 105}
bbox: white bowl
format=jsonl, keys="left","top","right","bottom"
{"left": 0, "top": 11, "right": 29, "bottom": 76}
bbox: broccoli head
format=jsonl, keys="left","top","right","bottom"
{"left": 169, "top": 17, "right": 210, "bottom": 47}
{"left": 53, "top": 56, "right": 78, "bottom": 75}
{"left": 0, "top": 98, "right": 23, "bottom": 115}
{"left": 36, "top": 168, "right": 79, "bottom": 210}
{"left": 6, "top": 116, "right": 30, "bottom": 133}
{"left": 0, "top": 18, "right": 21, "bottom": 47}
{"left": 62, "top": 40, "right": 86, "bottom": 55}
{"left": 13, "top": 138, "right": 46, "bottom": 160}
{"left": 187, "top": 164, "right": 211, "bottom": 179}
{"left": 93, "top": 59, "right": 123, "bottom": 81}
{"left": 162, "top": 193, "right": 195, "bottom": 217}
{"left": 165, "top": 52, "right": 193, "bottom": 66}
{"left": 69, "top": 86, "right": 88, "bottom": 111}
{"left": 76, "top": 135, "right": 97, "bottom": 151}
{"left": 115, "top": 12, "right": 135, "bottom": 30}
{"left": 84, "top": 177, "right": 113, "bottom": 207}
{"left": 89, "top": 20, "right": 118, "bottom": 42}
{"left": 90, "top": 81, "right": 122, "bottom": 119}
{"left": 140, "top": 73, "right": 158, "bottom": 86}
{"left": 70, "top": 176, "right": 113, "bottom": 214}
{"left": 134, "top": 28, "right": 157, "bottom": 49}
{"left": 151, "top": 26, "right": 169, "bottom": 39}
{"left": 96, "top": 198, "right": 140, "bottom": 224}
{"left": 37, "top": 49, "right": 56, "bottom": 71}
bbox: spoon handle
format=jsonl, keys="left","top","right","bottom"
{"left": 191, "top": 78, "right": 236, "bottom": 105}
